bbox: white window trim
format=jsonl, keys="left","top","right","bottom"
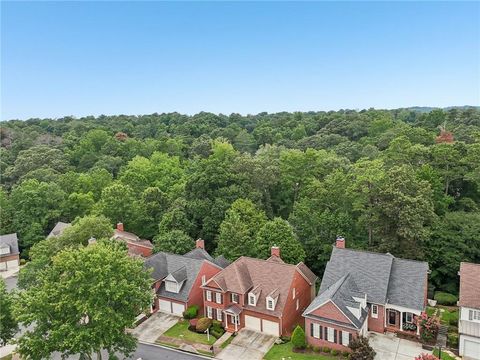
{"left": 327, "top": 327, "right": 334, "bottom": 343}
{"left": 216, "top": 308, "right": 223, "bottom": 321}
{"left": 0, "top": 247, "right": 10, "bottom": 255}
{"left": 207, "top": 306, "right": 213, "bottom": 319}
{"left": 293, "top": 288, "right": 296, "bottom": 299}
{"left": 371, "top": 304, "right": 378, "bottom": 318}
{"left": 266, "top": 297, "right": 275, "bottom": 310}
{"left": 248, "top": 293, "right": 257, "bottom": 306}
{"left": 342, "top": 331, "right": 350, "bottom": 346}
{"left": 215, "top": 292, "right": 222, "bottom": 304}
{"left": 469, "top": 309, "right": 480, "bottom": 321}
{"left": 313, "top": 323, "right": 320, "bottom": 339}
{"left": 165, "top": 280, "right": 178, "bottom": 293}
{"left": 206, "top": 290, "right": 212, "bottom": 302}
{"left": 406, "top": 312, "right": 413, "bottom": 323}
{"left": 296, "top": 299, "right": 299, "bottom": 311}
{"left": 231, "top": 293, "right": 239, "bottom": 304}
{"left": 201, "top": 275, "right": 206, "bottom": 285}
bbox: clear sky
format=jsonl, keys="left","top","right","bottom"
{"left": 1, "top": 1, "right": 479, "bottom": 120}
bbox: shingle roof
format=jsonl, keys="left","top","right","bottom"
{"left": 0, "top": 233, "right": 19, "bottom": 257}
{"left": 303, "top": 274, "right": 368, "bottom": 329}
{"left": 204, "top": 256, "right": 317, "bottom": 317}
{"left": 144, "top": 252, "right": 205, "bottom": 302}
{"left": 184, "top": 248, "right": 230, "bottom": 268}
{"left": 321, "top": 247, "right": 428, "bottom": 312}
{"left": 112, "top": 229, "right": 153, "bottom": 252}
{"left": 459, "top": 262, "right": 480, "bottom": 309}
{"left": 47, "top": 222, "right": 71, "bottom": 238}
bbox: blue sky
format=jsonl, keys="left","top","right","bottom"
{"left": 1, "top": 1, "right": 479, "bottom": 120}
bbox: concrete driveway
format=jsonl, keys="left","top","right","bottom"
{"left": 369, "top": 332, "right": 431, "bottom": 360}
{"left": 131, "top": 312, "right": 179, "bottom": 343}
{"left": 216, "top": 329, "right": 277, "bottom": 360}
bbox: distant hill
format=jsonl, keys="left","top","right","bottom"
{"left": 405, "top": 105, "right": 480, "bottom": 113}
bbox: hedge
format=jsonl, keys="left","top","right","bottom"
{"left": 434, "top": 292, "right": 458, "bottom": 306}
{"left": 183, "top": 305, "right": 199, "bottom": 319}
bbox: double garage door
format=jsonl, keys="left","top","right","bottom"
{"left": 0, "top": 260, "right": 19, "bottom": 271}
{"left": 158, "top": 299, "right": 185, "bottom": 316}
{"left": 463, "top": 338, "right": 480, "bottom": 360}
{"left": 244, "top": 315, "right": 279, "bottom": 336}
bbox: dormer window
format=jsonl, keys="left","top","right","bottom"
{"left": 164, "top": 270, "right": 186, "bottom": 294}
{"left": 165, "top": 280, "right": 178, "bottom": 293}
{"left": 248, "top": 293, "right": 257, "bottom": 306}
{"left": 266, "top": 297, "right": 276, "bottom": 310}
{"left": 0, "top": 245, "right": 10, "bottom": 255}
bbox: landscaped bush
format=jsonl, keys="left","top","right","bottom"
{"left": 20, "top": 259, "right": 26, "bottom": 265}
{"left": 331, "top": 349, "right": 339, "bottom": 356}
{"left": 415, "top": 354, "right": 439, "bottom": 360}
{"left": 183, "top": 305, "right": 199, "bottom": 319}
{"left": 434, "top": 292, "right": 458, "bottom": 306}
{"left": 291, "top": 325, "right": 306, "bottom": 350}
{"left": 323, "top": 346, "right": 331, "bottom": 353}
{"left": 348, "top": 336, "right": 376, "bottom": 360}
{"left": 211, "top": 329, "right": 223, "bottom": 339}
{"left": 419, "top": 313, "right": 439, "bottom": 344}
{"left": 188, "top": 318, "right": 198, "bottom": 331}
{"left": 313, "top": 346, "right": 320, "bottom": 352}
{"left": 447, "top": 333, "right": 459, "bottom": 348}
{"left": 342, "top": 350, "right": 350, "bottom": 358}
{"left": 195, "top": 317, "right": 212, "bottom": 333}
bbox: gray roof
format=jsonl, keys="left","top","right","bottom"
{"left": 0, "top": 233, "right": 19, "bottom": 256}
{"left": 320, "top": 247, "right": 428, "bottom": 312}
{"left": 184, "top": 248, "right": 230, "bottom": 268}
{"left": 144, "top": 252, "right": 205, "bottom": 302}
{"left": 47, "top": 222, "right": 71, "bottom": 238}
{"left": 304, "top": 274, "right": 368, "bottom": 329}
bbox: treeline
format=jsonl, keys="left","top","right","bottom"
{"left": 1, "top": 107, "right": 480, "bottom": 294}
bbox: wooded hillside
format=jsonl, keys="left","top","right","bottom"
{"left": 1, "top": 107, "right": 479, "bottom": 294}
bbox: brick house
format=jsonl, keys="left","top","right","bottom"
{"left": 458, "top": 262, "right": 480, "bottom": 359}
{"left": 303, "top": 237, "right": 428, "bottom": 352}
{"left": 112, "top": 223, "right": 154, "bottom": 257}
{"left": 0, "top": 233, "right": 20, "bottom": 272}
{"left": 144, "top": 239, "right": 228, "bottom": 316}
{"left": 201, "top": 246, "right": 317, "bottom": 336}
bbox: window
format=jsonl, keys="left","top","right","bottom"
{"left": 248, "top": 293, "right": 256, "bottom": 306}
{"left": 296, "top": 299, "right": 299, "bottom": 311}
{"left": 406, "top": 312, "right": 413, "bottom": 323}
{"left": 341, "top": 331, "right": 350, "bottom": 346}
{"left": 266, "top": 297, "right": 275, "bottom": 310}
{"left": 293, "top": 288, "right": 296, "bottom": 299}
{"left": 313, "top": 323, "right": 320, "bottom": 338}
{"left": 232, "top": 315, "right": 239, "bottom": 325}
{"left": 207, "top": 306, "right": 213, "bottom": 319}
{"left": 165, "top": 280, "right": 178, "bottom": 293}
{"left": 0, "top": 246, "right": 10, "bottom": 255}
{"left": 206, "top": 290, "right": 212, "bottom": 302}
{"left": 216, "top": 308, "right": 223, "bottom": 321}
{"left": 327, "top": 327, "right": 334, "bottom": 343}
{"left": 231, "top": 293, "right": 239, "bottom": 304}
{"left": 371, "top": 304, "right": 378, "bottom": 318}
{"left": 215, "top": 292, "right": 222, "bottom": 304}
{"left": 201, "top": 275, "right": 206, "bottom": 285}
{"left": 469, "top": 309, "right": 480, "bottom": 321}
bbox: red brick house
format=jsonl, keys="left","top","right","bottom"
{"left": 0, "top": 233, "right": 20, "bottom": 272}
{"left": 458, "top": 262, "right": 480, "bottom": 358}
{"left": 303, "top": 237, "right": 429, "bottom": 352}
{"left": 112, "top": 223, "right": 153, "bottom": 257}
{"left": 201, "top": 246, "right": 317, "bottom": 336}
{"left": 144, "top": 239, "right": 228, "bottom": 316}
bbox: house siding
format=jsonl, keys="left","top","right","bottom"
{"left": 0, "top": 254, "right": 20, "bottom": 264}
{"left": 126, "top": 243, "right": 153, "bottom": 257}
{"left": 188, "top": 262, "right": 223, "bottom": 313}
{"left": 368, "top": 304, "right": 385, "bottom": 333}
{"left": 310, "top": 301, "right": 353, "bottom": 324}
{"left": 305, "top": 317, "right": 359, "bottom": 352}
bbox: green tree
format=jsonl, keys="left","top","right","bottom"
{"left": 0, "top": 278, "right": 18, "bottom": 346}
{"left": 15, "top": 241, "right": 152, "bottom": 360}
{"left": 291, "top": 325, "right": 306, "bottom": 350}
{"left": 153, "top": 230, "right": 194, "bottom": 254}
{"left": 255, "top": 217, "right": 305, "bottom": 264}
{"left": 349, "top": 336, "right": 376, "bottom": 360}
{"left": 96, "top": 182, "right": 141, "bottom": 229}
{"left": 215, "top": 199, "right": 267, "bottom": 260}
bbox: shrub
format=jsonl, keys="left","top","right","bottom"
{"left": 415, "top": 354, "right": 439, "bottom": 360}
{"left": 280, "top": 336, "right": 291, "bottom": 342}
{"left": 434, "top": 292, "right": 458, "bottom": 306}
{"left": 211, "top": 329, "right": 223, "bottom": 339}
{"left": 332, "top": 349, "right": 339, "bottom": 356}
{"left": 195, "top": 317, "right": 212, "bottom": 333}
{"left": 323, "top": 346, "right": 331, "bottom": 353}
{"left": 418, "top": 313, "right": 439, "bottom": 344}
{"left": 342, "top": 350, "right": 350, "bottom": 358}
{"left": 188, "top": 318, "right": 198, "bottom": 331}
{"left": 291, "top": 325, "right": 306, "bottom": 350}
{"left": 313, "top": 346, "right": 320, "bottom": 353}
{"left": 183, "top": 305, "right": 199, "bottom": 319}
{"left": 348, "top": 336, "right": 376, "bottom": 360}
{"left": 20, "top": 259, "right": 26, "bottom": 265}
{"left": 447, "top": 333, "right": 459, "bottom": 348}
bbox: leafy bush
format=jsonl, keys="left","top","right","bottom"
{"left": 20, "top": 259, "right": 26, "bottom": 265}
{"left": 415, "top": 354, "right": 439, "bottom": 360}
{"left": 419, "top": 313, "right": 439, "bottom": 344}
{"left": 188, "top": 318, "right": 198, "bottom": 331}
{"left": 323, "top": 346, "right": 331, "bottom": 353}
{"left": 291, "top": 325, "right": 306, "bottom": 350}
{"left": 211, "top": 329, "right": 223, "bottom": 339}
{"left": 183, "top": 305, "right": 199, "bottom": 319}
{"left": 195, "top": 317, "right": 212, "bottom": 333}
{"left": 447, "top": 333, "right": 459, "bottom": 348}
{"left": 348, "top": 336, "right": 376, "bottom": 360}
{"left": 331, "top": 349, "right": 339, "bottom": 356}
{"left": 313, "top": 346, "right": 320, "bottom": 352}
{"left": 210, "top": 319, "right": 225, "bottom": 338}
{"left": 434, "top": 292, "right": 458, "bottom": 306}
{"left": 342, "top": 350, "right": 350, "bottom": 358}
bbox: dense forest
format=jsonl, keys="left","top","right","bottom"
{"left": 1, "top": 107, "right": 479, "bottom": 295}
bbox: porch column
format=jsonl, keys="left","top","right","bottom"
{"left": 234, "top": 315, "right": 238, "bottom": 332}
{"left": 400, "top": 311, "right": 403, "bottom": 331}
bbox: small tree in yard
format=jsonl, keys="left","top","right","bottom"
{"left": 419, "top": 313, "right": 439, "bottom": 344}
{"left": 291, "top": 325, "right": 307, "bottom": 350}
{"left": 348, "top": 335, "right": 376, "bottom": 360}
{"left": 0, "top": 279, "right": 18, "bottom": 346}
{"left": 415, "top": 354, "right": 439, "bottom": 360}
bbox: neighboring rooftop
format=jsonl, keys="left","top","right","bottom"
{"left": 184, "top": 247, "right": 230, "bottom": 269}
{"left": 0, "top": 233, "right": 19, "bottom": 257}
{"left": 459, "top": 262, "right": 480, "bottom": 309}
{"left": 320, "top": 240, "right": 428, "bottom": 311}
{"left": 112, "top": 223, "right": 153, "bottom": 254}
{"left": 47, "top": 221, "right": 72, "bottom": 239}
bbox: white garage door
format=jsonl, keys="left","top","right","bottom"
{"left": 464, "top": 339, "right": 480, "bottom": 359}
{"left": 245, "top": 315, "right": 261, "bottom": 332}
{"left": 6, "top": 260, "right": 18, "bottom": 270}
{"left": 158, "top": 299, "right": 171, "bottom": 313}
{"left": 172, "top": 302, "right": 185, "bottom": 316}
{"left": 262, "top": 319, "right": 280, "bottom": 336}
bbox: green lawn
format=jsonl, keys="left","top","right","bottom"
{"left": 440, "top": 309, "right": 458, "bottom": 326}
{"left": 426, "top": 306, "right": 437, "bottom": 317}
{"left": 163, "top": 320, "right": 216, "bottom": 345}
{"left": 433, "top": 349, "right": 456, "bottom": 360}
{"left": 0, "top": 355, "right": 13, "bottom": 360}
{"left": 264, "top": 342, "right": 340, "bottom": 360}
{"left": 220, "top": 334, "right": 235, "bottom": 349}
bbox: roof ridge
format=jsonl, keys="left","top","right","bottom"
{"left": 240, "top": 255, "right": 299, "bottom": 268}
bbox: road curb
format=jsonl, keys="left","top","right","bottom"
{"left": 137, "top": 340, "right": 214, "bottom": 359}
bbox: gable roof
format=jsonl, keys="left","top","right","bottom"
{"left": 112, "top": 229, "right": 153, "bottom": 250}
{"left": 47, "top": 222, "right": 71, "bottom": 238}
{"left": 459, "top": 262, "right": 480, "bottom": 309}
{"left": 184, "top": 248, "right": 230, "bottom": 268}
{"left": 0, "top": 233, "right": 19, "bottom": 257}
{"left": 204, "top": 256, "right": 317, "bottom": 317}
{"left": 303, "top": 274, "right": 368, "bottom": 329}
{"left": 321, "top": 246, "right": 428, "bottom": 311}
{"left": 144, "top": 252, "right": 206, "bottom": 302}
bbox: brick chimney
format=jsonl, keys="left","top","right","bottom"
{"left": 116, "top": 223, "right": 124, "bottom": 232}
{"left": 196, "top": 239, "right": 205, "bottom": 250}
{"left": 336, "top": 236, "right": 345, "bottom": 249}
{"left": 271, "top": 246, "right": 280, "bottom": 258}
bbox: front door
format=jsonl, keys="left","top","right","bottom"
{"left": 388, "top": 310, "right": 397, "bottom": 326}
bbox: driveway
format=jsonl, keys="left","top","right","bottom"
{"left": 216, "top": 329, "right": 277, "bottom": 360}
{"left": 131, "top": 312, "right": 179, "bottom": 343}
{"left": 369, "top": 332, "right": 431, "bottom": 360}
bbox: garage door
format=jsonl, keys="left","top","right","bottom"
{"left": 158, "top": 299, "right": 171, "bottom": 313}
{"left": 262, "top": 319, "right": 280, "bottom": 336}
{"left": 6, "top": 260, "right": 18, "bottom": 270}
{"left": 172, "top": 302, "right": 185, "bottom": 316}
{"left": 245, "top": 315, "right": 261, "bottom": 331}
{"left": 464, "top": 339, "right": 480, "bottom": 359}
